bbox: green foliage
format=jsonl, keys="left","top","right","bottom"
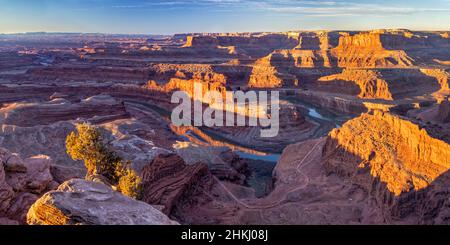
{"left": 66, "top": 123, "right": 142, "bottom": 199}
{"left": 117, "top": 164, "right": 143, "bottom": 200}
{"left": 66, "top": 123, "right": 104, "bottom": 175}
{"left": 66, "top": 123, "right": 120, "bottom": 182}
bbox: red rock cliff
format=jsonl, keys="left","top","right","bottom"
{"left": 323, "top": 111, "right": 450, "bottom": 222}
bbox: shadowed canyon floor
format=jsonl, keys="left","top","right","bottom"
{"left": 0, "top": 30, "right": 449, "bottom": 225}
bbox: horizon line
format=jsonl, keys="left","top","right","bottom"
{"left": 2, "top": 28, "right": 450, "bottom": 36}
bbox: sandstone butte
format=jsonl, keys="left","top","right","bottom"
{"left": 324, "top": 110, "right": 450, "bottom": 195}
{"left": 318, "top": 69, "right": 393, "bottom": 100}
{"left": 323, "top": 110, "right": 450, "bottom": 222}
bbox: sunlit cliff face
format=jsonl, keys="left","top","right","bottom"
{"left": 324, "top": 110, "right": 450, "bottom": 196}
{"left": 148, "top": 79, "right": 277, "bottom": 121}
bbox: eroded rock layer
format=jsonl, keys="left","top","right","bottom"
{"left": 141, "top": 153, "right": 213, "bottom": 215}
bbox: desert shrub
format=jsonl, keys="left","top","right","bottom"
{"left": 66, "top": 123, "right": 121, "bottom": 182}
{"left": 66, "top": 123, "right": 142, "bottom": 198}
{"left": 116, "top": 165, "right": 143, "bottom": 199}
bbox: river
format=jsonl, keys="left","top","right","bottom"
{"left": 123, "top": 97, "right": 347, "bottom": 197}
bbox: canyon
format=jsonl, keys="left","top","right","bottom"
{"left": 0, "top": 29, "right": 449, "bottom": 225}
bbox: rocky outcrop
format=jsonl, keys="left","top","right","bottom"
{"left": 140, "top": 153, "right": 213, "bottom": 215}
{"left": 163, "top": 77, "right": 226, "bottom": 98}
{"left": 143, "top": 63, "right": 256, "bottom": 89}
{"left": 318, "top": 69, "right": 392, "bottom": 99}
{"left": 5, "top": 155, "right": 54, "bottom": 194}
{"left": 316, "top": 68, "right": 442, "bottom": 100}
{"left": 184, "top": 36, "right": 219, "bottom": 48}
{"left": 26, "top": 179, "right": 178, "bottom": 225}
{"left": 248, "top": 65, "right": 285, "bottom": 88}
{"left": 420, "top": 69, "right": 450, "bottom": 92}
{"left": 101, "top": 119, "right": 171, "bottom": 174}
{"left": 0, "top": 120, "right": 81, "bottom": 170}
{"left": 0, "top": 148, "right": 57, "bottom": 224}
{"left": 248, "top": 52, "right": 298, "bottom": 88}
{"left": 144, "top": 67, "right": 228, "bottom": 99}
{"left": 331, "top": 32, "right": 415, "bottom": 68}
{"left": 289, "top": 49, "right": 335, "bottom": 68}
{"left": 295, "top": 31, "right": 336, "bottom": 50}
{"left": 324, "top": 111, "right": 450, "bottom": 195}
{"left": 173, "top": 142, "right": 247, "bottom": 183}
{"left": 323, "top": 111, "right": 450, "bottom": 223}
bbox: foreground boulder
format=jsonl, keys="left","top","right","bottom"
{"left": 27, "top": 179, "right": 179, "bottom": 225}
{"left": 1, "top": 148, "right": 56, "bottom": 224}
{"left": 5, "top": 155, "right": 54, "bottom": 194}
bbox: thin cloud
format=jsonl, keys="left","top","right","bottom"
{"left": 267, "top": 5, "right": 450, "bottom": 16}
{"left": 107, "top": 0, "right": 450, "bottom": 17}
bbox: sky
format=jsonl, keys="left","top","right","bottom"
{"left": 1, "top": 0, "right": 450, "bottom": 34}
